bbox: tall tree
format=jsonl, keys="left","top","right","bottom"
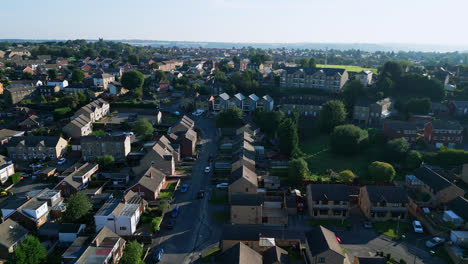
{"left": 71, "top": 69, "right": 85, "bottom": 83}
{"left": 252, "top": 110, "right": 284, "bottom": 136}
{"left": 121, "top": 71, "right": 145, "bottom": 96}
{"left": 63, "top": 192, "right": 92, "bottom": 223}
{"left": 319, "top": 100, "right": 347, "bottom": 132}
{"left": 288, "top": 158, "right": 309, "bottom": 184}
{"left": 134, "top": 119, "right": 154, "bottom": 137}
{"left": 47, "top": 69, "right": 58, "bottom": 80}
{"left": 120, "top": 241, "right": 145, "bottom": 264}
{"left": 299, "top": 58, "right": 309, "bottom": 68}
{"left": 308, "top": 58, "right": 317, "bottom": 68}
{"left": 385, "top": 138, "right": 409, "bottom": 162}
{"left": 368, "top": 161, "right": 396, "bottom": 183}
{"left": 330, "top": 125, "right": 368, "bottom": 155}
{"left": 127, "top": 54, "right": 139, "bottom": 65}
{"left": 342, "top": 79, "right": 366, "bottom": 105}
{"left": 215, "top": 106, "right": 243, "bottom": 128}
{"left": 278, "top": 118, "right": 298, "bottom": 156}
{"left": 98, "top": 155, "right": 115, "bottom": 171}
{"left": 380, "top": 61, "right": 403, "bottom": 80}
{"left": 7, "top": 235, "right": 46, "bottom": 264}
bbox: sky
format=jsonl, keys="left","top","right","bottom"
{"left": 1, "top": 0, "right": 467, "bottom": 45}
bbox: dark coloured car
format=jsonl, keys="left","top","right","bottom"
{"left": 197, "top": 190, "right": 205, "bottom": 199}
{"left": 171, "top": 206, "right": 179, "bottom": 218}
{"left": 152, "top": 248, "right": 164, "bottom": 263}
{"left": 183, "top": 157, "right": 196, "bottom": 162}
{"left": 166, "top": 219, "right": 175, "bottom": 230}
{"left": 180, "top": 184, "right": 188, "bottom": 193}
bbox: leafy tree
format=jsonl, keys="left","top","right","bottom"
{"left": 22, "top": 72, "right": 32, "bottom": 80}
{"left": 299, "top": 58, "right": 309, "bottom": 68}
{"left": 288, "top": 158, "right": 309, "bottom": 184}
{"left": 77, "top": 91, "right": 88, "bottom": 105}
{"left": 127, "top": 54, "right": 140, "bottom": 65}
{"left": 60, "top": 94, "right": 80, "bottom": 109}
{"left": 385, "top": 138, "right": 409, "bottom": 162}
{"left": 91, "top": 129, "right": 106, "bottom": 136}
{"left": 337, "top": 170, "right": 356, "bottom": 183}
{"left": 63, "top": 192, "right": 92, "bottom": 223}
{"left": 53, "top": 107, "right": 72, "bottom": 120}
{"left": 309, "top": 58, "right": 317, "bottom": 68}
{"left": 252, "top": 110, "right": 284, "bottom": 136}
{"left": 406, "top": 150, "right": 423, "bottom": 169}
{"left": 154, "top": 70, "right": 166, "bottom": 82}
{"left": 396, "top": 73, "right": 444, "bottom": 100}
{"left": 319, "top": 100, "right": 347, "bottom": 132}
{"left": 278, "top": 118, "right": 299, "bottom": 156}
{"left": 7, "top": 235, "right": 46, "bottom": 264}
{"left": 380, "top": 61, "right": 403, "bottom": 80}
{"left": 342, "top": 79, "right": 366, "bottom": 105}
{"left": 405, "top": 97, "right": 432, "bottom": 115}
{"left": 71, "top": 69, "right": 85, "bottom": 83}
{"left": 98, "top": 155, "right": 115, "bottom": 171}
{"left": 47, "top": 69, "right": 58, "bottom": 80}
{"left": 134, "top": 119, "right": 154, "bottom": 137}
{"left": 121, "top": 71, "right": 145, "bottom": 97}
{"left": 215, "top": 106, "right": 243, "bottom": 128}
{"left": 120, "top": 240, "right": 145, "bottom": 264}
{"left": 330, "top": 125, "right": 368, "bottom": 155}
{"left": 377, "top": 77, "right": 394, "bottom": 96}
{"left": 368, "top": 161, "right": 395, "bottom": 183}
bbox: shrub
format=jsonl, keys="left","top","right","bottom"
{"left": 151, "top": 217, "right": 162, "bottom": 233}
{"left": 368, "top": 161, "right": 395, "bottom": 183}
{"left": 330, "top": 125, "right": 368, "bottom": 155}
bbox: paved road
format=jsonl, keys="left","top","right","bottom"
{"left": 147, "top": 117, "right": 221, "bottom": 264}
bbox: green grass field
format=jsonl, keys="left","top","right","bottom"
{"left": 316, "top": 64, "right": 378, "bottom": 74}
{"left": 372, "top": 221, "right": 409, "bottom": 239}
{"left": 300, "top": 135, "right": 385, "bottom": 181}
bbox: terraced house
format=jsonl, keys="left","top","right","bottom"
{"left": 6, "top": 136, "right": 68, "bottom": 161}
{"left": 280, "top": 67, "right": 349, "bottom": 92}
{"left": 81, "top": 135, "right": 131, "bottom": 161}
{"left": 306, "top": 184, "right": 351, "bottom": 219}
{"left": 359, "top": 186, "right": 408, "bottom": 221}
{"left": 73, "top": 98, "right": 110, "bottom": 122}
{"left": 279, "top": 96, "right": 330, "bottom": 117}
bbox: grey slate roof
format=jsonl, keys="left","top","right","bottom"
{"left": 365, "top": 186, "right": 408, "bottom": 203}
{"left": 305, "top": 226, "right": 345, "bottom": 257}
{"left": 447, "top": 196, "right": 468, "bottom": 220}
{"left": 284, "top": 67, "right": 346, "bottom": 76}
{"left": 216, "top": 242, "right": 262, "bottom": 264}
{"left": 230, "top": 194, "right": 262, "bottom": 206}
{"left": 307, "top": 184, "right": 350, "bottom": 202}
{"left": 414, "top": 166, "right": 454, "bottom": 193}
{"left": 6, "top": 136, "right": 64, "bottom": 148}
{"left": 0, "top": 219, "right": 28, "bottom": 248}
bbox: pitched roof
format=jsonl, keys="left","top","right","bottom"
{"left": 262, "top": 95, "right": 273, "bottom": 102}
{"left": 0, "top": 219, "right": 29, "bottom": 248}
{"left": 447, "top": 196, "right": 468, "bottom": 220}
{"left": 231, "top": 194, "right": 262, "bottom": 206}
{"left": 221, "top": 225, "right": 305, "bottom": 243}
{"left": 65, "top": 114, "right": 91, "bottom": 129}
{"left": 234, "top": 93, "right": 246, "bottom": 101}
{"left": 263, "top": 246, "right": 289, "bottom": 264}
{"left": 431, "top": 120, "right": 463, "bottom": 130}
{"left": 132, "top": 166, "right": 166, "bottom": 193}
{"left": 0, "top": 129, "right": 23, "bottom": 140}
{"left": 307, "top": 184, "right": 350, "bottom": 202}
{"left": 248, "top": 94, "right": 259, "bottom": 101}
{"left": 305, "top": 226, "right": 344, "bottom": 257}
{"left": 284, "top": 67, "right": 346, "bottom": 76}
{"left": 219, "top": 93, "right": 230, "bottom": 101}
{"left": 384, "top": 120, "right": 417, "bottom": 130}
{"left": 81, "top": 135, "right": 127, "bottom": 143}
{"left": 414, "top": 166, "right": 454, "bottom": 193}
{"left": 230, "top": 165, "right": 258, "bottom": 187}
{"left": 6, "top": 136, "right": 65, "bottom": 148}
{"left": 19, "top": 115, "right": 40, "bottom": 127}
{"left": 355, "top": 257, "right": 387, "bottom": 264}
{"left": 216, "top": 242, "right": 262, "bottom": 264}
{"left": 364, "top": 186, "right": 408, "bottom": 203}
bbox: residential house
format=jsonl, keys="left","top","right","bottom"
{"left": 47, "top": 80, "right": 68, "bottom": 89}
{"left": 0, "top": 155, "right": 15, "bottom": 184}
{"left": 424, "top": 120, "right": 463, "bottom": 148}
{"left": 0, "top": 129, "right": 24, "bottom": 146}
{"left": 168, "top": 115, "right": 195, "bottom": 134}
{"left": 62, "top": 227, "right": 125, "bottom": 264}
{"left": 4, "top": 82, "right": 37, "bottom": 104}
{"left": 383, "top": 120, "right": 419, "bottom": 143}
{"left": 132, "top": 139, "right": 176, "bottom": 176}
{"left": 246, "top": 94, "right": 260, "bottom": 113}
{"left": 214, "top": 93, "right": 230, "bottom": 112}
{"left": 81, "top": 135, "right": 131, "bottom": 161}
{"left": 413, "top": 166, "right": 465, "bottom": 205}
{"left": 6, "top": 136, "right": 68, "bottom": 161}
{"left": 3, "top": 189, "right": 63, "bottom": 230}
{"left": 0, "top": 219, "right": 29, "bottom": 259}
{"left": 231, "top": 155, "right": 255, "bottom": 173}
{"left": 127, "top": 166, "right": 166, "bottom": 201}
{"left": 63, "top": 82, "right": 91, "bottom": 94}
{"left": 63, "top": 114, "right": 93, "bottom": 139}
{"left": 354, "top": 98, "right": 392, "bottom": 125}
{"left": 58, "top": 224, "right": 86, "bottom": 243}
{"left": 359, "top": 186, "right": 408, "bottom": 221}
{"left": 194, "top": 94, "right": 214, "bottom": 112}
{"left": 229, "top": 165, "right": 258, "bottom": 199}
{"left": 108, "top": 80, "right": 126, "bottom": 95}
{"left": 169, "top": 129, "right": 197, "bottom": 157}
{"left": 257, "top": 95, "right": 274, "bottom": 112}
{"left": 446, "top": 197, "right": 468, "bottom": 229}
{"left": 93, "top": 73, "right": 115, "bottom": 89}
{"left": 449, "top": 101, "right": 468, "bottom": 116}
{"left": 73, "top": 98, "right": 110, "bottom": 122}
{"left": 356, "top": 70, "right": 373, "bottom": 86}
{"left": 230, "top": 93, "right": 247, "bottom": 111}
{"left": 54, "top": 163, "right": 99, "bottom": 197}
{"left": 304, "top": 226, "right": 346, "bottom": 264}
{"left": 230, "top": 194, "right": 263, "bottom": 225}
{"left": 280, "top": 67, "right": 349, "bottom": 92}
{"left": 94, "top": 196, "right": 145, "bottom": 236}
{"left": 216, "top": 242, "right": 263, "bottom": 264}
{"left": 279, "top": 96, "right": 329, "bottom": 117}
{"left": 306, "top": 184, "right": 350, "bottom": 219}
{"left": 18, "top": 115, "right": 41, "bottom": 130}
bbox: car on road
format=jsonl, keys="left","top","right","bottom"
{"left": 192, "top": 109, "right": 205, "bottom": 116}
{"left": 216, "top": 183, "right": 228, "bottom": 189}
{"left": 152, "top": 248, "right": 164, "bottom": 263}
{"left": 123, "top": 132, "right": 134, "bottom": 137}
{"left": 363, "top": 221, "right": 372, "bottom": 229}
{"left": 204, "top": 166, "right": 211, "bottom": 173}
{"left": 426, "top": 237, "right": 445, "bottom": 248}
{"left": 183, "top": 157, "right": 196, "bottom": 162}
{"left": 180, "top": 184, "right": 188, "bottom": 193}
{"left": 171, "top": 206, "right": 179, "bottom": 218}
{"left": 197, "top": 190, "right": 205, "bottom": 199}
{"left": 29, "top": 164, "right": 41, "bottom": 169}
{"left": 413, "top": 220, "right": 424, "bottom": 233}
{"left": 173, "top": 111, "right": 180, "bottom": 116}
{"left": 57, "top": 158, "right": 66, "bottom": 165}
{"left": 166, "top": 219, "right": 175, "bottom": 230}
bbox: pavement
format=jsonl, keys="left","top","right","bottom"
{"left": 146, "top": 117, "right": 224, "bottom": 264}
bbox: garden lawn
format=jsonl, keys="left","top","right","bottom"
{"left": 316, "top": 64, "right": 378, "bottom": 74}
{"left": 158, "top": 190, "right": 174, "bottom": 200}
{"left": 165, "top": 182, "right": 177, "bottom": 191}
{"left": 372, "top": 221, "right": 409, "bottom": 239}
{"left": 300, "top": 135, "right": 384, "bottom": 181}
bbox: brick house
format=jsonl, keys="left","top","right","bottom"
{"left": 230, "top": 194, "right": 263, "bottom": 225}
{"left": 168, "top": 129, "right": 197, "bottom": 157}
{"left": 0, "top": 219, "right": 29, "bottom": 259}
{"left": 73, "top": 98, "right": 110, "bottom": 122}
{"left": 383, "top": 120, "right": 419, "bottom": 143}
{"left": 359, "top": 186, "right": 408, "bottom": 221}
{"left": 54, "top": 163, "right": 99, "bottom": 197}
{"left": 63, "top": 114, "right": 93, "bottom": 139}
{"left": 0, "top": 155, "right": 15, "bottom": 184}
{"left": 81, "top": 135, "right": 131, "bottom": 161}
{"left": 0, "top": 129, "right": 25, "bottom": 146}
{"left": 280, "top": 67, "right": 349, "bottom": 92}
{"left": 214, "top": 93, "right": 230, "bottom": 112}
{"left": 414, "top": 166, "right": 465, "bottom": 205}
{"left": 228, "top": 165, "right": 258, "bottom": 200}
{"left": 4, "top": 82, "right": 37, "bottom": 104}
{"left": 132, "top": 138, "right": 176, "bottom": 176}
{"left": 127, "top": 166, "right": 166, "bottom": 201}
{"left": 424, "top": 120, "right": 463, "bottom": 148}
{"left": 353, "top": 98, "right": 392, "bottom": 126}
{"left": 449, "top": 101, "right": 468, "bottom": 116}
{"left": 6, "top": 136, "right": 67, "bottom": 161}
{"left": 305, "top": 226, "right": 346, "bottom": 264}
{"left": 279, "top": 96, "right": 329, "bottom": 117}
{"left": 18, "top": 115, "right": 41, "bottom": 130}
{"left": 306, "top": 184, "right": 350, "bottom": 220}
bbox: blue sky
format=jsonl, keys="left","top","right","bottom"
{"left": 1, "top": 0, "right": 467, "bottom": 45}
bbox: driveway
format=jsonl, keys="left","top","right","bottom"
{"left": 147, "top": 117, "right": 223, "bottom": 264}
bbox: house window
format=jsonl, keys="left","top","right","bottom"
{"left": 333, "top": 201, "right": 340, "bottom": 205}
{"left": 245, "top": 188, "right": 249, "bottom": 192}
{"left": 319, "top": 257, "right": 325, "bottom": 263}
{"left": 120, "top": 226, "right": 127, "bottom": 230}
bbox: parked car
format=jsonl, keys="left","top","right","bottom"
{"left": 123, "top": 132, "right": 134, "bottom": 137}
{"left": 171, "top": 206, "right": 179, "bottom": 218}
{"left": 57, "top": 158, "right": 66, "bottom": 165}
{"left": 29, "top": 164, "right": 41, "bottom": 169}
{"left": 197, "top": 190, "right": 205, "bottom": 199}
{"left": 183, "top": 157, "right": 196, "bottom": 162}
{"left": 413, "top": 220, "right": 424, "bottom": 233}
{"left": 363, "top": 221, "right": 372, "bottom": 229}
{"left": 173, "top": 111, "right": 180, "bottom": 116}
{"left": 216, "top": 183, "right": 228, "bottom": 189}
{"left": 166, "top": 220, "right": 175, "bottom": 230}
{"left": 204, "top": 166, "right": 210, "bottom": 173}
{"left": 192, "top": 109, "right": 205, "bottom": 116}
{"left": 180, "top": 184, "right": 188, "bottom": 193}
{"left": 426, "top": 237, "right": 445, "bottom": 248}
{"left": 152, "top": 248, "right": 164, "bottom": 263}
